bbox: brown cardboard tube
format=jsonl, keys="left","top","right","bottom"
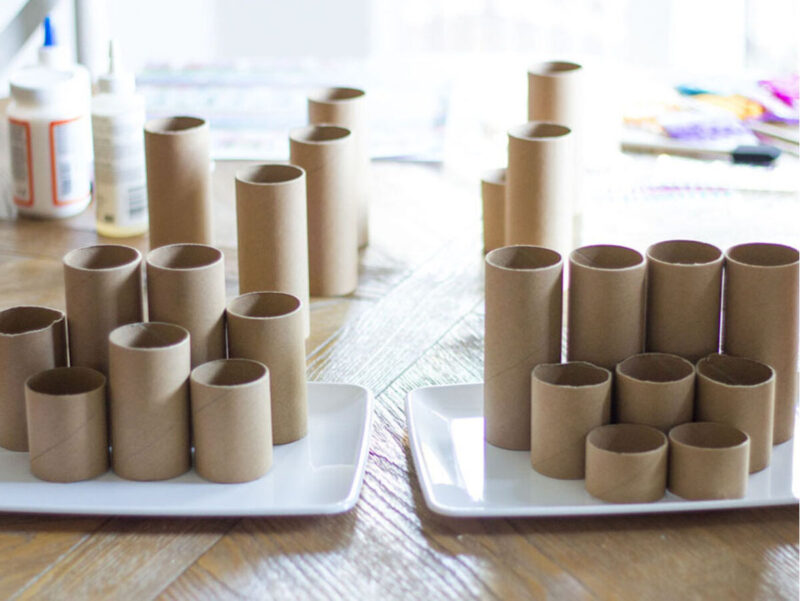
{"left": 144, "top": 116, "right": 213, "bottom": 249}
{"left": 190, "top": 358, "right": 272, "bottom": 483}
{"left": 646, "top": 240, "right": 723, "bottom": 362}
{"left": 25, "top": 366, "right": 108, "bottom": 482}
{"left": 308, "top": 87, "right": 369, "bottom": 248}
{"left": 530, "top": 362, "right": 612, "bottom": 479}
{"left": 109, "top": 322, "right": 191, "bottom": 480}
{"left": 668, "top": 422, "right": 750, "bottom": 500}
{"left": 615, "top": 352, "right": 696, "bottom": 432}
{"left": 696, "top": 354, "right": 775, "bottom": 473}
{"left": 484, "top": 245, "right": 563, "bottom": 450}
{"left": 567, "top": 244, "right": 646, "bottom": 370}
{"left": 722, "top": 243, "right": 799, "bottom": 444}
{"left": 289, "top": 125, "right": 358, "bottom": 297}
{"left": 227, "top": 292, "right": 307, "bottom": 445}
{"left": 146, "top": 243, "right": 226, "bottom": 368}
{"left": 63, "top": 244, "right": 144, "bottom": 375}
{"left": 0, "top": 306, "right": 67, "bottom": 451}
{"left": 235, "top": 164, "right": 310, "bottom": 337}
{"left": 481, "top": 168, "right": 506, "bottom": 254}
{"left": 585, "top": 423, "right": 668, "bottom": 503}
{"left": 505, "top": 122, "right": 574, "bottom": 257}
{"left": 527, "top": 61, "right": 583, "bottom": 127}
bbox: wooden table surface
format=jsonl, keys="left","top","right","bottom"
{"left": 0, "top": 160, "right": 797, "bottom": 601}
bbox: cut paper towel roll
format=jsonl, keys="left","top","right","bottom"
{"left": 481, "top": 168, "right": 506, "bottom": 253}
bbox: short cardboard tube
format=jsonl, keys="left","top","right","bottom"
{"left": 25, "top": 366, "right": 108, "bottom": 482}
{"left": 227, "top": 292, "right": 307, "bottom": 445}
{"left": 484, "top": 245, "right": 563, "bottom": 450}
{"left": 585, "top": 423, "right": 667, "bottom": 503}
{"left": 481, "top": 168, "right": 506, "bottom": 253}
{"left": 191, "top": 358, "right": 272, "bottom": 483}
{"left": 527, "top": 61, "right": 583, "bottom": 126}
{"left": 615, "top": 352, "right": 696, "bottom": 432}
{"left": 109, "top": 322, "right": 191, "bottom": 481}
{"left": 668, "top": 422, "right": 750, "bottom": 500}
{"left": 146, "top": 243, "right": 227, "bottom": 367}
{"left": 0, "top": 306, "right": 67, "bottom": 451}
{"left": 530, "top": 361, "right": 612, "bottom": 479}
{"left": 696, "top": 354, "right": 775, "bottom": 473}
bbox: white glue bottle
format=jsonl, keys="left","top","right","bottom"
{"left": 91, "top": 41, "right": 148, "bottom": 237}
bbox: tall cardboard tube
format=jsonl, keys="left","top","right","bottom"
{"left": 481, "top": 168, "right": 506, "bottom": 253}
{"left": 615, "top": 352, "right": 696, "bottom": 432}
{"left": 308, "top": 87, "right": 369, "bottom": 248}
{"left": 144, "top": 116, "right": 213, "bottom": 249}
{"left": 235, "top": 164, "right": 310, "bottom": 336}
{"left": 484, "top": 245, "right": 563, "bottom": 450}
{"left": 289, "top": 125, "right": 358, "bottom": 297}
{"left": 696, "top": 354, "right": 775, "bottom": 473}
{"left": 109, "top": 322, "right": 191, "bottom": 481}
{"left": 146, "top": 243, "right": 226, "bottom": 368}
{"left": 191, "top": 358, "right": 272, "bottom": 483}
{"left": 668, "top": 422, "right": 750, "bottom": 500}
{"left": 567, "top": 244, "right": 646, "bottom": 370}
{"left": 530, "top": 362, "right": 612, "bottom": 479}
{"left": 527, "top": 61, "right": 583, "bottom": 127}
{"left": 505, "top": 122, "right": 573, "bottom": 257}
{"left": 646, "top": 240, "right": 723, "bottom": 362}
{"left": 585, "top": 424, "right": 668, "bottom": 503}
{"left": 25, "top": 366, "right": 108, "bottom": 482}
{"left": 722, "top": 243, "right": 799, "bottom": 444}
{"left": 63, "top": 244, "right": 144, "bottom": 375}
{"left": 227, "top": 292, "right": 307, "bottom": 445}
{"left": 0, "top": 306, "right": 67, "bottom": 451}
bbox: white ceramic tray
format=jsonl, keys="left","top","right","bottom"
{"left": 406, "top": 383, "right": 799, "bottom": 517}
{"left": 0, "top": 382, "right": 373, "bottom": 516}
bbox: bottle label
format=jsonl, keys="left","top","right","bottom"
{"left": 49, "top": 116, "right": 92, "bottom": 206}
{"left": 8, "top": 119, "right": 33, "bottom": 206}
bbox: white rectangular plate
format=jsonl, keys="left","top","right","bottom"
{"left": 0, "top": 382, "right": 373, "bottom": 516}
{"left": 407, "top": 383, "right": 799, "bottom": 517}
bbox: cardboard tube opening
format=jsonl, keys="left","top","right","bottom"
{"left": 571, "top": 244, "right": 644, "bottom": 270}
{"left": 192, "top": 358, "right": 267, "bottom": 388}
{"left": 145, "top": 116, "right": 206, "bottom": 135}
{"left": 309, "top": 87, "right": 365, "bottom": 102}
{"left": 533, "top": 362, "right": 610, "bottom": 387}
{"left": 726, "top": 242, "right": 799, "bottom": 267}
{"left": 670, "top": 422, "right": 749, "bottom": 449}
{"left": 236, "top": 164, "right": 305, "bottom": 185}
{"left": 647, "top": 240, "right": 722, "bottom": 265}
{"left": 698, "top": 354, "right": 774, "bottom": 387}
{"left": 290, "top": 125, "right": 351, "bottom": 144}
{"left": 486, "top": 245, "right": 562, "bottom": 271}
{"left": 617, "top": 353, "right": 694, "bottom": 383}
{"left": 63, "top": 245, "right": 141, "bottom": 271}
{"left": 529, "top": 61, "right": 582, "bottom": 75}
{"left": 147, "top": 244, "right": 222, "bottom": 270}
{"left": 228, "top": 292, "right": 302, "bottom": 320}
{"left": 481, "top": 168, "right": 506, "bottom": 186}
{"left": 0, "top": 306, "right": 63, "bottom": 335}
{"left": 109, "top": 322, "right": 189, "bottom": 350}
{"left": 27, "top": 366, "right": 105, "bottom": 396}
{"left": 587, "top": 423, "right": 667, "bottom": 454}
{"left": 509, "top": 122, "right": 571, "bottom": 141}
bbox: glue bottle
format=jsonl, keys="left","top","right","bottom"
{"left": 91, "top": 41, "right": 148, "bottom": 237}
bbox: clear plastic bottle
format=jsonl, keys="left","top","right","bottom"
{"left": 91, "top": 41, "right": 148, "bottom": 237}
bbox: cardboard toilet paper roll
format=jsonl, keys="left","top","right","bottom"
{"left": 63, "top": 244, "right": 143, "bottom": 375}
{"left": 191, "top": 358, "right": 272, "bottom": 483}
{"left": 146, "top": 243, "right": 226, "bottom": 367}
{"left": 227, "top": 292, "right": 307, "bottom": 445}
{"left": 567, "top": 245, "right": 646, "bottom": 370}
{"left": 308, "top": 87, "right": 369, "bottom": 248}
{"left": 722, "top": 243, "right": 799, "bottom": 444}
{"left": 668, "top": 422, "right": 750, "bottom": 500}
{"left": 0, "top": 306, "right": 67, "bottom": 451}
{"left": 484, "top": 245, "right": 563, "bottom": 450}
{"left": 646, "top": 240, "right": 723, "bottom": 362}
{"left": 696, "top": 353, "right": 775, "bottom": 473}
{"left": 505, "top": 122, "right": 574, "bottom": 257}
{"left": 481, "top": 168, "right": 506, "bottom": 253}
{"left": 530, "top": 362, "right": 612, "bottom": 479}
{"left": 144, "top": 116, "right": 213, "bottom": 249}
{"left": 235, "top": 164, "right": 310, "bottom": 336}
{"left": 615, "top": 352, "right": 696, "bottom": 432}
{"left": 25, "top": 366, "right": 108, "bottom": 482}
{"left": 109, "top": 322, "right": 191, "bottom": 481}
{"left": 585, "top": 423, "right": 668, "bottom": 503}
{"left": 289, "top": 125, "right": 358, "bottom": 297}
{"left": 527, "top": 61, "right": 584, "bottom": 128}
